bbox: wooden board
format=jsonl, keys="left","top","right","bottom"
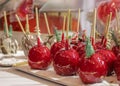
{"left": 15, "top": 65, "right": 119, "bottom": 86}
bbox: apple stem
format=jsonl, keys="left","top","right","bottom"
{"left": 61, "top": 33, "right": 64, "bottom": 42}
{"left": 65, "top": 39, "right": 69, "bottom": 50}
{"left": 101, "top": 36, "right": 107, "bottom": 47}
{"left": 90, "top": 37, "right": 95, "bottom": 46}
{"left": 82, "top": 30, "right": 86, "bottom": 42}
{"left": 85, "top": 37, "right": 95, "bottom": 58}
{"left": 9, "top": 24, "right": 13, "bottom": 37}
{"left": 37, "top": 37, "right": 41, "bottom": 46}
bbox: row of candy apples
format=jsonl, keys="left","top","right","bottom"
{"left": 1, "top": 2, "right": 120, "bottom": 84}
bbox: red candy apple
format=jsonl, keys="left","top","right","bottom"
{"left": 53, "top": 40, "right": 79, "bottom": 76}
{"left": 97, "top": 1, "right": 116, "bottom": 23}
{"left": 28, "top": 37, "right": 52, "bottom": 69}
{"left": 78, "top": 37, "right": 107, "bottom": 84}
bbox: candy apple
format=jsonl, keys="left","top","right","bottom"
{"left": 53, "top": 40, "right": 79, "bottom": 76}
{"left": 78, "top": 37, "right": 107, "bottom": 84}
{"left": 28, "top": 37, "right": 52, "bottom": 69}
{"left": 0, "top": 25, "right": 18, "bottom": 54}
{"left": 97, "top": 1, "right": 116, "bottom": 23}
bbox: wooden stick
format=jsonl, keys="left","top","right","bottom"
{"left": 104, "top": 15, "right": 109, "bottom": 36}
{"left": 26, "top": 15, "right": 30, "bottom": 34}
{"left": 15, "top": 14, "right": 26, "bottom": 35}
{"left": 44, "top": 13, "right": 51, "bottom": 35}
{"left": 116, "top": 9, "right": 120, "bottom": 32}
{"left": 3, "top": 11, "right": 9, "bottom": 37}
{"left": 62, "top": 15, "right": 66, "bottom": 33}
{"left": 77, "top": 8, "right": 80, "bottom": 32}
{"left": 105, "top": 13, "right": 112, "bottom": 38}
{"left": 92, "top": 8, "right": 97, "bottom": 40}
{"left": 35, "top": 7, "right": 40, "bottom": 37}
{"left": 66, "top": 9, "right": 71, "bottom": 39}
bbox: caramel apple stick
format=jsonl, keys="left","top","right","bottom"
{"left": 116, "top": 9, "right": 120, "bottom": 32}
{"left": 35, "top": 7, "right": 40, "bottom": 37}
{"left": 66, "top": 9, "right": 71, "bottom": 39}
{"left": 90, "top": 9, "right": 97, "bottom": 40}
{"left": 90, "top": 8, "right": 97, "bottom": 43}
{"left": 15, "top": 14, "right": 26, "bottom": 35}
{"left": 105, "top": 13, "right": 112, "bottom": 38}
{"left": 44, "top": 13, "right": 51, "bottom": 35}
{"left": 77, "top": 8, "right": 80, "bottom": 32}
{"left": 92, "top": 8, "right": 97, "bottom": 40}
{"left": 62, "top": 15, "right": 66, "bottom": 33}
{"left": 3, "top": 11, "right": 9, "bottom": 37}
{"left": 104, "top": 15, "right": 109, "bottom": 37}
{"left": 26, "top": 15, "right": 30, "bottom": 34}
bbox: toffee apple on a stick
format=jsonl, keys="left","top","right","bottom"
{"left": 77, "top": 9, "right": 97, "bottom": 58}
{"left": 50, "top": 15, "right": 66, "bottom": 59}
{"left": 15, "top": 14, "right": 36, "bottom": 56}
{"left": 71, "top": 8, "right": 85, "bottom": 52}
{"left": 78, "top": 37, "right": 108, "bottom": 84}
{"left": 28, "top": 7, "right": 52, "bottom": 69}
{"left": 22, "top": 15, "right": 36, "bottom": 56}
{"left": 95, "top": 13, "right": 116, "bottom": 75}
{"left": 0, "top": 11, "right": 18, "bottom": 54}
{"left": 53, "top": 9, "right": 79, "bottom": 75}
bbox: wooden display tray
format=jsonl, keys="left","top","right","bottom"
{"left": 15, "top": 65, "right": 119, "bottom": 86}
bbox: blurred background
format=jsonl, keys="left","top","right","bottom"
{"left": 0, "top": 0, "right": 118, "bottom": 36}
